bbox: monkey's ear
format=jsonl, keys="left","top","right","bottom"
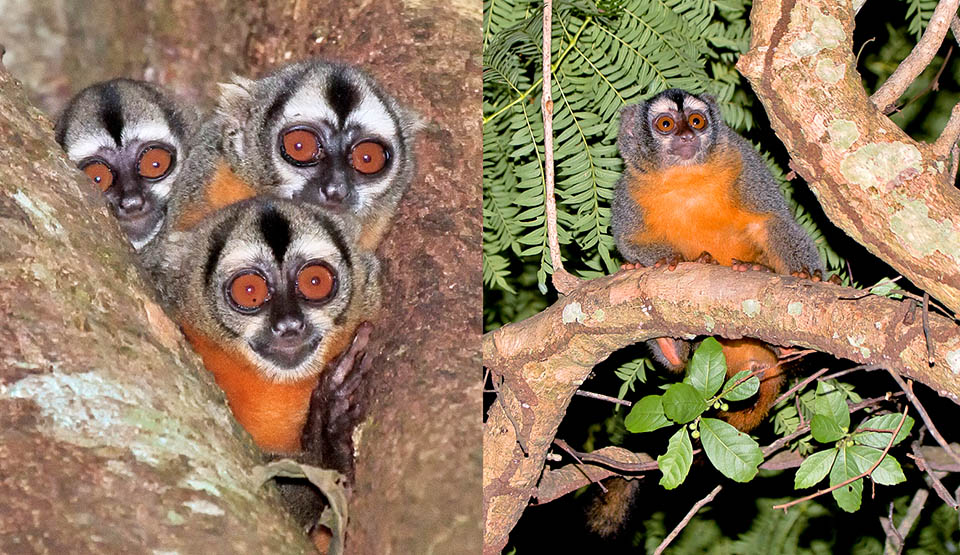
{"left": 617, "top": 103, "right": 646, "bottom": 162}
{"left": 215, "top": 76, "right": 255, "bottom": 125}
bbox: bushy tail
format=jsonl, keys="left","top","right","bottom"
{"left": 715, "top": 339, "right": 784, "bottom": 432}
{"left": 585, "top": 477, "right": 641, "bottom": 538}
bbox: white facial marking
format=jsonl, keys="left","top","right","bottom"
{"left": 648, "top": 97, "right": 678, "bottom": 116}
{"left": 346, "top": 93, "right": 398, "bottom": 138}
{"left": 121, "top": 121, "right": 179, "bottom": 151}
{"left": 66, "top": 131, "right": 117, "bottom": 161}
{"left": 218, "top": 241, "right": 272, "bottom": 276}
{"left": 282, "top": 88, "right": 338, "bottom": 127}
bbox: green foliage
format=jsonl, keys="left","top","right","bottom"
{"left": 482, "top": 0, "right": 760, "bottom": 310}
{"left": 658, "top": 427, "right": 694, "bottom": 489}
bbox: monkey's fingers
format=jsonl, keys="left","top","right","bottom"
{"left": 619, "top": 261, "right": 645, "bottom": 271}
{"left": 653, "top": 254, "right": 684, "bottom": 271}
{"left": 731, "top": 259, "right": 774, "bottom": 273}
{"left": 828, "top": 273, "right": 843, "bottom": 285}
{"left": 694, "top": 251, "right": 718, "bottom": 265}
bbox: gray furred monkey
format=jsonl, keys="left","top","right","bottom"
{"left": 213, "top": 60, "right": 420, "bottom": 252}
{"left": 590, "top": 89, "right": 828, "bottom": 538}
{"left": 55, "top": 79, "right": 199, "bottom": 251}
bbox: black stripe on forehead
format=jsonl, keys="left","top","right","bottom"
{"left": 204, "top": 212, "right": 241, "bottom": 286}
{"left": 99, "top": 83, "right": 125, "bottom": 148}
{"left": 259, "top": 205, "right": 291, "bottom": 265}
{"left": 663, "top": 89, "right": 688, "bottom": 112}
{"left": 327, "top": 67, "right": 360, "bottom": 126}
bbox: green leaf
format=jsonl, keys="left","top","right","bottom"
{"left": 847, "top": 445, "right": 907, "bottom": 486}
{"left": 810, "top": 414, "right": 846, "bottom": 443}
{"left": 685, "top": 337, "right": 727, "bottom": 399}
{"left": 853, "top": 413, "right": 914, "bottom": 449}
{"left": 794, "top": 448, "right": 838, "bottom": 489}
{"left": 663, "top": 383, "right": 708, "bottom": 424}
{"left": 829, "top": 446, "right": 863, "bottom": 512}
{"left": 625, "top": 395, "right": 672, "bottom": 433}
{"left": 721, "top": 370, "right": 760, "bottom": 402}
{"left": 813, "top": 381, "right": 850, "bottom": 430}
{"left": 699, "top": 417, "right": 762, "bottom": 482}
{"left": 658, "top": 428, "right": 694, "bottom": 490}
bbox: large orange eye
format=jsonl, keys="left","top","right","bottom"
{"left": 138, "top": 146, "right": 174, "bottom": 179}
{"left": 688, "top": 112, "right": 707, "bottom": 130}
{"left": 297, "top": 262, "right": 335, "bottom": 302}
{"left": 228, "top": 272, "right": 270, "bottom": 311}
{"left": 654, "top": 115, "right": 675, "bottom": 134}
{"left": 350, "top": 141, "right": 387, "bottom": 175}
{"left": 281, "top": 128, "right": 321, "bottom": 166}
{"left": 82, "top": 161, "right": 114, "bottom": 191}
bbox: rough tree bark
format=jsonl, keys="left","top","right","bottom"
{"left": 0, "top": 64, "right": 315, "bottom": 553}
{"left": 0, "top": 0, "right": 481, "bottom": 552}
{"left": 482, "top": 0, "right": 960, "bottom": 550}
{"left": 737, "top": 0, "right": 960, "bottom": 315}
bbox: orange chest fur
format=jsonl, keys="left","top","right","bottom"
{"left": 181, "top": 325, "right": 317, "bottom": 454}
{"left": 628, "top": 157, "right": 775, "bottom": 268}
{"left": 175, "top": 162, "right": 258, "bottom": 231}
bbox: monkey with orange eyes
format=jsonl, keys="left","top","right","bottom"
{"left": 55, "top": 79, "right": 199, "bottom": 251}
{"left": 212, "top": 60, "right": 420, "bottom": 252}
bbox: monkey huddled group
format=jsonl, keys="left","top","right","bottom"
{"left": 54, "top": 60, "right": 417, "bottom": 540}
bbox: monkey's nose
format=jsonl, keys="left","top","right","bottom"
{"left": 118, "top": 194, "right": 146, "bottom": 215}
{"left": 272, "top": 315, "right": 305, "bottom": 338}
{"left": 320, "top": 182, "right": 349, "bottom": 204}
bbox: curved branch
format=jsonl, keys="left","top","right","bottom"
{"left": 871, "top": 0, "right": 960, "bottom": 112}
{"left": 482, "top": 264, "right": 960, "bottom": 551}
{"left": 737, "top": 0, "right": 960, "bottom": 315}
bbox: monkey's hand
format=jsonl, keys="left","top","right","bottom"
{"left": 791, "top": 267, "right": 843, "bottom": 284}
{"left": 301, "top": 321, "right": 374, "bottom": 482}
{"left": 653, "top": 253, "right": 685, "bottom": 271}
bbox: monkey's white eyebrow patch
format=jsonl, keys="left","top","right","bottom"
{"left": 286, "top": 235, "right": 343, "bottom": 267}
{"left": 345, "top": 93, "right": 397, "bottom": 138}
{"left": 121, "top": 121, "right": 179, "bottom": 150}
{"left": 682, "top": 97, "right": 709, "bottom": 113}
{"left": 282, "top": 87, "right": 339, "bottom": 126}
{"left": 65, "top": 131, "right": 118, "bottom": 161}
{"left": 217, "top": 241, "right": 272, "bottom": 275}
{"left": 648, "top": 97, "right": 678, "bottom": 116}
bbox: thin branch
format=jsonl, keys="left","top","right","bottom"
{"left": 886, "top": 369, "right": 960, "bottom": 467}
{"left": 773, "top": 367, "right": 831, "bottom": 406}
{"left": 654, "top": 485, "right": 723, "bottom": 555}
{"left": 553, "top": 439, "right": 662, "bottom": 472}
{"left": 871, "top": 0, "right": 960, "bottom": 111}
{"left": 923, "top": 292, "right": 935, "bottom": 365}
{"left": 552, "top": 438, "right": 607, "bottom": 492}
{"left": 773, "top": 408, "right": 909, "bottom": 511}
{"left": 491, "top": 372, "right": 528, "bottom": 456}
{"left": 539, "top": 0, "right": 578, "bottom": 294}
{"left": 910, "top": 440, "right": 959, "bottom": 508}
{"left": 574, "top": 389, "right": 633, "bottom": 406}
{"left": 882, "top": 488, "right": 928, "bottom": 555}
{"left": 818, "top": 363, "right": 885, "bottom": 383}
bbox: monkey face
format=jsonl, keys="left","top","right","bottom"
{"left": 217, "top": 61, "right": 416, "bottom": 222}
{"left": 56, "top": 79, "right": 195, "bottom": 250}
{"left": 74, "top": 140, "right": 177, "bottom": 245}
{"left": 645, "top": 90, "right": 718, "bottom": 166}
{"left": 198, "top": 200, "right": 357, "bottom": 382}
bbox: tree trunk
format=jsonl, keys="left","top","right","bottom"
{"left": 0, "top": 0, "right": 481, "bottom": 552}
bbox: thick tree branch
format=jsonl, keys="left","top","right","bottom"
{"left": 871, "top": 0, "right": 960, "bottom": 112}
{"left": 738, "top": 0, "right": 960, "bottom": 316}
{"left": 0, "top": 66, "right": 313, "bottom": 552}
{"left": 482, "top": 264, "right": 960, "bottom": 551}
